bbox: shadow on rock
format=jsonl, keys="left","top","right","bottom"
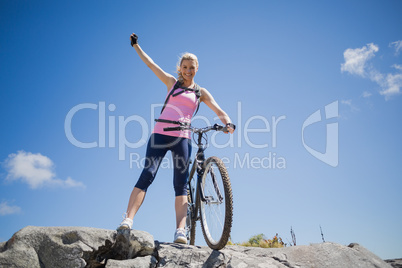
{"left": 84, "top": 229, "right": 155, "bottom": 268}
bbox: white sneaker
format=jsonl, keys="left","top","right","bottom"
{"left": 174, "top": 228, "right": 187, "bottom": 244}
{"left": 117, "top": 213, "right": 133, "bottom": 231}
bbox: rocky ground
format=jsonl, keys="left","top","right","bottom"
{"left": 385, "top": 259, "right": 402, "bottom": 268}
{"left": 0, "top": 226, "right": 397, "bottom": 268}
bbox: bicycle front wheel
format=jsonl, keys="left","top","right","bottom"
{"left": 199, "top": 156, "right": 233, "bottom": 250}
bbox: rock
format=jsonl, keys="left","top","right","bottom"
{"left": 155, "top": 242, "right": 218, "bottom": 267}
{"left": 385, "top": 258, "right": 402, "bottom": 268}
{"left": 105, "top": 256, "right": 157, "bottom": 268}
{"left": 0, "top": 226, "right": 395, "bottom": 268}
{"left": 155, "top": 241, "right": 392, "bottom": 268}
{"left": 0, "top": 226, "right": 154, "bottom": 268}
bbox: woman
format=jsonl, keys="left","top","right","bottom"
{"left": 117, "top": 33, "right": 235, "bottom": 244}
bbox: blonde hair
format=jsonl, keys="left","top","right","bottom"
{"left": 176, "top": 52, "right": 199, "bottom": 83}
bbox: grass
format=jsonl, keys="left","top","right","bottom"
{"left": 228, "top": 233, "right": 286, "bottom": 248}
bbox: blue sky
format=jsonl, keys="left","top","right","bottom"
{"left": 1, "top": 0, "right": 401, "bottom": 260}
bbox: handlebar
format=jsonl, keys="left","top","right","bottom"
{"left": 164, "top": 123, "right": 236, "bottom": 133}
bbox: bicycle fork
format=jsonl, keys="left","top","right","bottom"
{"left": 196, "top": 150, "right": 223, "bottom": 206}
{"left": 189, "top": 137, "right": 224, "bottom": 221}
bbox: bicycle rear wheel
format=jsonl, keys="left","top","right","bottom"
{"left": 186, "top": 188, "right": 196, "bottom": 245}
{"left": 199, "top": 156, "right": 233, "bottom": 250}
{"left": 186, "top": 162, "right": 198, "bottom": 245}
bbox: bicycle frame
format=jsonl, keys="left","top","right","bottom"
{"left": 164, "top": 123, "right": 235, "bottom": 247}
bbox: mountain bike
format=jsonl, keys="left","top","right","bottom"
{"left": 164, "top": 123, "right": 234, "bottom": 250}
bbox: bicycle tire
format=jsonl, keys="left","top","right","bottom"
{"left": 199, "top": 156, "right": 233, "bottom": 250}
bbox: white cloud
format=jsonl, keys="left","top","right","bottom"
{"left": 341, "top": 99, "right": 352, "bottom": 105}
{"left": 53, "top": 177, "right": 86, "bottom": 188}
{"left": 4, "top": 151, "right": 85, "bottom": 189}
{"left": 390, "top": 40, "right": 402, "bottom": 55}
{"left": 341, "top": 43, "right": 402, "bottom": 99}
{"left": 362, "top": 91, "right": 372, "bottom": 98}
{"left": 392, "top": 64, "right": 402, "bottom": 71}
{"left": 380, "top": 71, "right": 402, "bottom": 99}
{"left": 0, "top": 201, "right": 21, "bottom": 216}
{"left": 341, "top": 43, "right": 379, "bottom": 77}
{"left": 341, "top": 99, "right": 359, "bottom": 111}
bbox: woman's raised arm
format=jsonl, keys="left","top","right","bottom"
{"left": 131, "top": 34, "right": 176, "bottom": 91}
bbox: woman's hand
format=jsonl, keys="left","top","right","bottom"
{"left": 130, "top": 33, "right": 138, "bottom": 47}
{"left": 224, "top": 123, "right": 235, "bottom": 134}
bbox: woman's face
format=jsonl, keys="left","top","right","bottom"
{"left": 180, "top": 59, "right": 198, "bottom": 82}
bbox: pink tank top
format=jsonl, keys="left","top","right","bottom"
{"left": 153, "top": 84, "right": 199, "bottom": 139}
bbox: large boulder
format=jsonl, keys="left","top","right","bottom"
{"left": 0, "top": 226, "right": 394, "bottom": 267}
{"left": 0, "top": 226, "right": 154, "bottom": 268}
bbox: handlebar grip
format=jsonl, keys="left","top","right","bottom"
{"left": 221, "top": 123, "right": 236, "bottom": 132}
{"left": 164, "top": 127, "right": 183, "bottom": 131}
{"left": 227, "top": 123, "right": 236, "bottom": 130}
